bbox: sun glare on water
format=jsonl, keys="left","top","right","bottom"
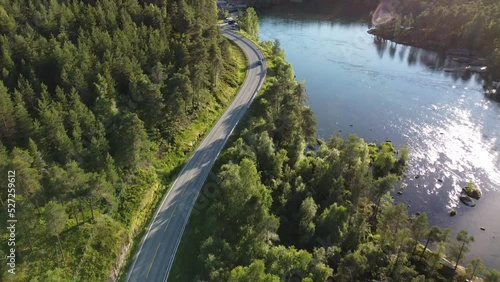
{"left": 401, "top": 100, "right": 500, "bottom": 209}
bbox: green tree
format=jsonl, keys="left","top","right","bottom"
{"left": 266, "top": 245, "right": 313, "bottom": 280}
{"left": 359, "top": 242, "right": 389, "bottom": 279}
{"left": 298, "top": 197, "right": 317, "bottom": 245}
{"left": 49, "top": 161, "right": 91, "bottom": 222}
{"left": 309, "top": 248, "right": 333, "bottom": 282}
{"left": 0, "top": 143, "right": 8, "bottom": 207}
{"left": 372, "top": 173, "right": 399, "bottom": 217}
{"left": 44, "top": 201, "right": 67, "bottom": 261}
{"left": 271, "top": 39, "right": 283, "bottom": 57}
{"left": 0, "top": 81, "right": 16, "bottom": 146}
{"left": 10, "top": 148, "right": 43, "bottom": 204}
{"left": 209, "top": 43, "right": 223, "bottom": 88}
{"left": 420, "top": 226, "right": 449, "bottom": 259}
{"left": 130, "top": 73, "right": 165, "bottom": 131}
{"left": 37, "top": 96, "right": 74, "bottom": 163}
{"left": 395, "top": 144, "right": 410, "bottom": 174}
{"left": 93, "top": 73, "right": 118, "bottom": 124}
{"left": 409, "top": 213, "right": 429, "bottom": 255}
{"left": 166, "top": 69, "right": 193, "bottom": 119}
{"left": 340, "top": 134, "right": 371, "bottom": 210}
{"left": 0, "top": 5, "right": 16, "bottom": 34}
{"left": 466, "top": 257, "right": 485, "bottom": 281}
{"left": 391, "top": 228, "right": 412, "bottom": 275}
{"left": 448, "top": 230, "right": 475, "bottom": 273}
{"left": 374, "top": 148, "right": 396, "bottom": 177}
{"left": 110, "top": 113, "right": 150, "bottom": 169}
{"left": 28, "top": 138, "right": 47, "bottom": 178}
{"left": 238, "top": 7, "right": 259, "bottom": 40}
{"left": 377, "top": 204, "right": 409, "bottom": 242}
{"left": 336, "top": 251, "right": 368, "bottom": 282}
{"left": 229, "top": 260, "right": 279, "bottom": 282}
{"left": 12, "top": 91, "right": 34, "bottom": 146}
{"left": 316, "top": 203, "right": 348, "bottom": 244}
{"left": 485, "top": 269, "right": 500, "bottom": 282}
{"left": 212, "top": 158, "right": 278, "bottom": 251}
{"left": 253, "top": 131, "right": 285, "bottom": 184}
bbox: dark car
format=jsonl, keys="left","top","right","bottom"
{"left": 257, "top": 60, "right": 262, "bottom": 66}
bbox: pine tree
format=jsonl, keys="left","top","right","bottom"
{"left": 37, "top": 92, "right": 74, "bottom": 163}
{"left": 448, "top": 230, "right": 475, "bottom": 273}
{"left": 13, "top": 90, "right": 34, "bottom": 146}
{"left": 0, "top": 81, "right": 16, "bottom": 146}
{"left": 44, "top": 201, "right": 67, "bottom": 262}
{"left": 110, "top": 113, "right": 150, "bottom": 169}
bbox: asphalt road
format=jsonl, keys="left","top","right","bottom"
{"left": 126, "top": 29, "right": 266, "bottom": 282}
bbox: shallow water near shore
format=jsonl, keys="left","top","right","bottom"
{"left": 259, "top": 9, "right": 500, "bottom": 269}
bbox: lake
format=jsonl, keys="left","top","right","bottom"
{"left": 258, "top": 8, "right": 500, "bottom": 269}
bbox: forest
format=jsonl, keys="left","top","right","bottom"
{"left": 171, "top": 10, "right": 500, "bottom": 282}
{"left": 1, "top": 0, "right": 500, "bottom": 281}
{"left": 368, "top": 0, "right": 500, "bottom": 79}
{"left": 0, "top": 0, "right": 247, "bottom": 280}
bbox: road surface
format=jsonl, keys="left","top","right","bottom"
{"left": 126, "top": 29, "right": 266, "bottom": 282}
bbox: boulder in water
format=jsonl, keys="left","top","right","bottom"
{"left": 459, "top": 193, "right": 476, "bottom": 207}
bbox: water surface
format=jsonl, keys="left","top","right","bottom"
{"left": 259, "top": 11, "right": 500, "bottom": 269}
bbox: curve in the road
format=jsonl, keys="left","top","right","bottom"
{"left": 126, "top": 29, "right": 266, "bottom": 282}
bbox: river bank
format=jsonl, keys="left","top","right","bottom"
{"left": 259, "top": 10, "right": 500, "bottom": 269}
{"left": 367, "top": 26, "right": 500, "bottom": 99}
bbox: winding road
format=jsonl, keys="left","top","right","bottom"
{"left": 126, "top": 28, "right": 266, "bottom": 282}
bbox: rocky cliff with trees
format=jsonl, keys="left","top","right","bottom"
{"left": 368, "top": 0, "right": 500, "bottom": 81}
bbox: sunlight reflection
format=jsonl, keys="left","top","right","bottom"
{"left": 403, "top": 103, "right": 500, "bottom": 209}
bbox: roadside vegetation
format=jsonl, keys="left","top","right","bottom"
{"left": 171, "top": 7, "right": 500, "bottom": 282}
{"left": 0, "top": 0, "right": 247, "bottom": 281}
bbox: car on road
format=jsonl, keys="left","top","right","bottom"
{"left": 257, "top": 60, "right": 262, "bottom": 66}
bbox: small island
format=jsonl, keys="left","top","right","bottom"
{"left": 463, "top": 181, "right": 482, "bottom": 200}
{"left": 459, "top": 182, "right": 482, "bottom": 207}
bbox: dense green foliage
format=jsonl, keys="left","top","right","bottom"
{"left": 238, "top": 7, "right": 260, "bottom": 40}
{"left": 172, "top": 12, "right": 499, "bottom": 281}
{"left": 0, "top": 0, "right": 248, "bottom": 280}
{"left": 370, "top": 0, "right": 500, "bottom": 78}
